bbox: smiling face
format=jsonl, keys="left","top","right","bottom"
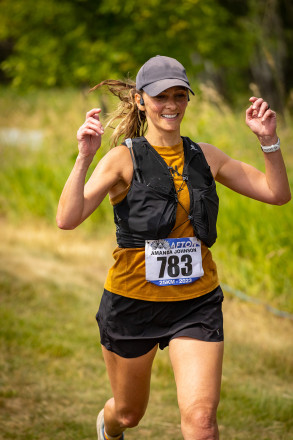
{"left": 136, "top": 86, "right": 189, "bottom": 142}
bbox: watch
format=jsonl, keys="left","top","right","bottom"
{"left": 261, "top": 138, "right": 280, "bottom": 153}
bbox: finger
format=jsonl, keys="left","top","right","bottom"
{"left": 261, "top": 109, "right": 275, "bottom": 123}
{"left": 84, "top": 121, "right": 101, "bottom": 131}
{"left": 87, "top": 116, "right": 103, "bottom": 126}
{"left": 251, "top": 97, "right": 264, "bottom": 111}
{"left": 85, "top": 122, "right": 104, "bottom": 134}
{"left": 246, "top": 105, "right": 254, "bottom": 118}
{"left": 85, "top": 118, "right": 104, "bottom": 132}
{"left": 78, "top": 119, "right": 104, "bottom": 137}
{"left": 86, "top": 108, "right": 101, "bottom": 120}
{"left": 257, "top": 102, "right": 269, "bottom": 118}
{"left": 249, "top": 96, "right": 259, "bottom": 103}
{"left": 246, "top": 105, "right": 258, "bottom": 119}
{"left": 80, "top": 128, "right": 101, "bottom": 137}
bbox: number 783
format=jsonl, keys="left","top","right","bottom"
{"left": 157, "top": 254, "right": 192, "bottom": 278}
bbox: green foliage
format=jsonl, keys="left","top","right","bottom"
{"left": 0, "top": 87, "right": 292, "bottom": 313}
{"left": 1, "top": 0, "right": 293, "bottom": 108}
{"left": 0, "top": 87, "right": 114, "bottom": 230}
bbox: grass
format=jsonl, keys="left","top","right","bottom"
{"left": 0, "top": 86, "right": 292, "bottom": 313}
{"left": 0, "top": 87, "right": 293, "bottom": 438}
{"left": 0, "top": 221, "right": 293, "bottom": 439}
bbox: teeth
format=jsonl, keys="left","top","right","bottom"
{"left": 162, "top": 114, "right": 178, "bottom": 119}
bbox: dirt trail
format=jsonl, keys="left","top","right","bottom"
{"left": 0, "top": 220, "right": 116, "bottom": 291}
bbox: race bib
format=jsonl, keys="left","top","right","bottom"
{"left": 145, "top": 237, "right": 204, "bottom": 286}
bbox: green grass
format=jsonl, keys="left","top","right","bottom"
{"left": 0, "top": 87, "right": 293, "bottom": 438}
{"left": 0, "top": 222, "right": 292, "bottom": 439}
{"left": 0, "top": 86, "right": 292, "bottom": 313}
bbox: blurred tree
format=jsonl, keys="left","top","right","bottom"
{"left": 242, "top": 0, "right": 289, "bottom": 113}
{"left": 0, "top": 0, "right": 292, "bottom": 110}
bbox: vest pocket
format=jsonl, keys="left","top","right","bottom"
{"left": 128, "top": 183, "right": 176, "bottom": 237}
{"left": 115, "top": 181, "right": 177, "bottom": 246}
{"left": 191, "top": 182, "right": 219, "bottom": 247}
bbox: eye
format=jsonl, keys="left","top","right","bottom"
{"left": 176, "top": 93, "right": 188, "bottom": 99}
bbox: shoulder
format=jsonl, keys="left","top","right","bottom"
{"left": 88, "top": 143, "right": 133, "bottom": 188}
{"left": 197, "top": 142, "right": 230, "bottom": 178}
{"left": 98, "top": 144, "right": 132, "bottom": 173}
{"left": 103, "top": 144, "right": 130, "bottom": 161}
{"left": 197, "top": 142, "right": 227, "bottom": 160}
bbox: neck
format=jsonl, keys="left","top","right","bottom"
{"left": 145, "top": 127, "right": 182, "bottom": 147}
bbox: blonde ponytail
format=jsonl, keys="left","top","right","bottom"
{"left": 90, "top": 79, "right": 147, "bottom": 147}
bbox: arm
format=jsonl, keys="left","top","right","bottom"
{"left": 202, "top": 97, "right": 291, "bottom": 205}
{"left": 56, "top": 109, "right": 131, "bottom": 229}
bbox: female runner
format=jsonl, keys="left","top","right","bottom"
{"left": 57, "top": 55, "right": 291, "bottom": 440}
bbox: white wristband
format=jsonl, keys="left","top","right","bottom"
{"left": 261, "top": 138, "right": 280, "bottom": 153}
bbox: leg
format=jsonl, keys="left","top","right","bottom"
{"left": 169, "top": 337, "right": 224, "bottom": 440}
{"left": 102, "top": 344, "right": 158, "bottom": 437}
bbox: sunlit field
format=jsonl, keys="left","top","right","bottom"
{"left": 1, "top": 88, "right": 293, "bottom": 439}
{"left": 1, "top": 221, "right": 292, "bottom": 440}
{"left": 1, "top": 87, "right": 292, "bottom": 311}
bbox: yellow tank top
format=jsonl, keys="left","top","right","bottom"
{"left": 104, "top": 140, "right": 219, "bottom": 301}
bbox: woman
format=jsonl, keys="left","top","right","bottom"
{"left": 57, "top": 55, "right": 291, "bottom": 440}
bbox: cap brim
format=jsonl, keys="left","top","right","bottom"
{"left": 142, "top": 79, "right": 195, "bottom": 96}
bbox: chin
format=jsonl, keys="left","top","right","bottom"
{"left": 164, "top": 124, "right": 180, "bottom": 131}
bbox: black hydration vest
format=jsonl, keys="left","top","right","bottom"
{"left": 113, "top": 136, "right": 219, "bottom": 248}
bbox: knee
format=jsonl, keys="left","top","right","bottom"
{"left": 181, "top": 404, "right": 218, "bottom": 440}
{"left": 116, "top": 408, "right": 145, "bottom": 429}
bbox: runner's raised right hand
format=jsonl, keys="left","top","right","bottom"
{"left": 76, "top": 108, "right": 104, "bottom": 159}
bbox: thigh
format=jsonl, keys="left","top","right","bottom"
{"left": 102, "top": 344, "right": 158, "bottom": 414}
{"left": 169, "top": 337, "right": 224, "bottom": 413}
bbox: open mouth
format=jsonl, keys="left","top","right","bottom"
{"left": 161, "top": 114, "right": 179, "bottom": 119}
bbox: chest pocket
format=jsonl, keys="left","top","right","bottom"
{"left": 114, "top": 180, "right": 177, "bottom": 246}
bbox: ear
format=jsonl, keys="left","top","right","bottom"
{"left": 135, "top": 93, "right": 145, "bottom": 111}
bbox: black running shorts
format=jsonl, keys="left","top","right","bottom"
{"left": 96, "top": 285, "right": 224, "bottom": 358}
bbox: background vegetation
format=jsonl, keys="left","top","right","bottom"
{"left": 1, "top": 0, "right": 293, "bottom": 113}
{"left": 0, "top": 1, "right": 293, "bottom": 439}
{"left": 1, "top": 86, "right": 292, "bottom": 313}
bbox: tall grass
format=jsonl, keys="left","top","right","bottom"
{"left": 1, "top": 222, "right": 292, "bottom": 439}
{"left": 0, "top": 86, "right": 292, "bottom": 312}
{"left": 0, "top": 88, "right": 113, "bottom": 228}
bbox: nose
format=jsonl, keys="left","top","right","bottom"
{"left": 165, "top": 97, "right": 177, "bottom": 109}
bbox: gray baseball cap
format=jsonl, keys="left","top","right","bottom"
{"left": 136, "top": 55, "right": 194, "bottom": 97}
